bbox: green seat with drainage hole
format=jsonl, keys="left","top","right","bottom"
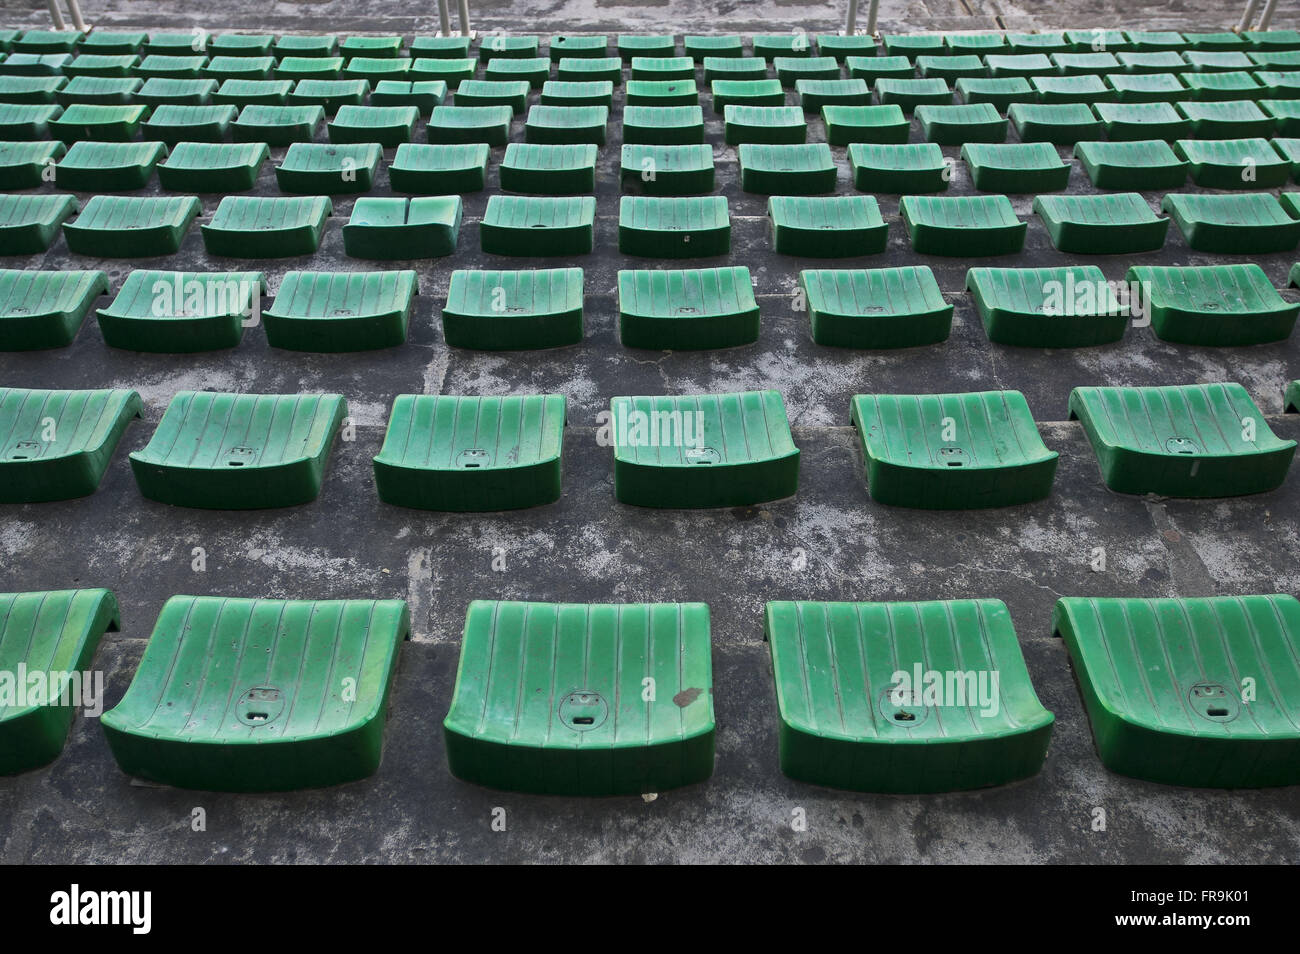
{"left": 134, "top": 77, "right": 217, "bottom": 106}
{"left": 0, "top": 387, "right": 139, "bottom": 500}
{"left": 48, "top": 103, "right": 148, "bottom": 142}
{"left": 1053, "top": 594, "right": 1300, "bottom": 789}
{"left": 795, "top": 78, "right": 870, "bottom": 110}
{"left": 0, "top": 76, "right": 68, "bottom": 104}
{"left": 765, "top": 599, "right": 1053, "bottom": 793}
{"left": 202, "top": 195, "right": 332, "bottom": 258}
{"left": 1031, "top": 74, "right": 1114, "bottom": 104}
{"left": 410, "top": 35, "right": 471, "bottom": 58}
{"left": 64, "top": 194, "right": 200, "bottom": 257}
{"left": 617, "top": 265, "right": 758, "bottom": 350}
{"left": 263, "top": 270, "right": 416, "bottom": 351}
{"left": 1034, "top": 193, "right": 1169, "bottom": 254}
{"left": 453, "top": 78, "right": 529, "bottom": 113}
{"left": 1004, "top": 33, "right": 1071, "bottom": 54}
{"left": 849, "top": 142, "right": 947, "bottom": 193}
{"left": 555, "top": 56, "right": 621, "bottom": 85}
{"left": 623, "top": 104, "right": 704, "bottom": 144}
{"left": 275, "top": 142, "right": 380, "bottom": 194}
{"left": 131, "top": 392, "right": 346, "bottom": 508}
{"left": 427, "top": 104, "right": 512, "bottom": 145}
{"left": 480, "top": 195, "right": 596, "bottom": 256}
{"left": 327, "top": 104, "right": 419, "bottom": 145}
{"left": 630, "top": 56, "right": 695, "bottom": 82}
{"left": 618, "top": 195, "right": 730, "bottom": 258}
{"left": 444, "top": 600, "right": 714, "bottom": 796}
{"left": 523, "top": 104, "right": 609, "bottom": 145}
{"left": 288, "top": 78, "right": 369, "bottom": 113}
{"left": 409, "top": 58, "right": 476, "bottom": 85}
{"left": 916, "top": 54, "right": 986, "bottom": 81}
{"left": 738, "top": 142, "right": 836, "bottom": 194}
{"left": 212, "top": 78, "right": 292, "bottom": 106}
{"left": 0, "top": 193, "right": 76, "bottom": 254}
{"left": 701, "top": 56, "right": 768, "bottom": 84}
{"left": 0, "top": 140, "right": 63, "bottom": 188}
{"left": 611, "top": 390, "right": 797, "bottom": 507}
{"left": 882, "top": 35, "right": 944, "bottom": 59}
{"left": 63, "top": 54, "right": 140, "bottom": 78}
{"left": 916, "top": 102, "right": 1006, "bottom": 144}
{"left": 961, "top": 142, "right": 1070, "bottom": 193}
{"left": 769, "top": 195, "right": 887, "bottom": 258}
{"left": 685, "top": 35, "right": 742, "bottom": 60}
{"left": 723, "top": 104, "right": 805, "bottom": 145}
{"left": 1051, "top": 52, "right": 1121, "bottom": 74}
{"left": 624, "top": 79, "right": 694, "bottom": 106}
{"left": 1074, "top": 139, "right": 1188, "bottom": 189}
{"left": 710, "top": 79, "right": 784, "bottom": 111}
{"left": 822, "top": 104, "right": 909, "bottom": 145}
{"left": 97, "top": 269, "right": 265, "bottom": 352}
{"left": 901, "top": 195, "right": 1025, "bottom": 256}
{"left": 140, "top": 103, "right": 237, "bottom": 143}
{"left": 342, "top": 196, "right": 461, "bottom": 260}
{"left": 54, "top": 140, "right": 165, "bottom": 191}
{"left": 442, "top": 266, "right": 584, "bottom": 349}
{"left": 542, "top": 79, "right": 616, "bottom": 107}
{"left": 0, "top": 589, "right": 120, "bottom": 774}
{"left": 875, "top": 77, "right": 952, "bottom": 112}
{"left": 984, "top": 53, "right": 1054, "bottom": 78}
{"left": 800, "top": 266, "right": 950, "bottom": 348}
{"left": 134, "top": 54, "right": 209, "bottom": 79}
{"left": 1181, "top": 70, "right": 1262, "bottom": 100}
{"left": 483, "top": 56, "right": 550, "bottom": 88}
{"left": 774, "top": 56, "right": 840, "bottom": 86}
{"left": 965, "top": 265, "right": 1127, "bottom": 347}
{"left": 620, "top": 143, "right": 714, "bottom": 194}
{"left": 1115, "top": 51, "right": 1187, "bottom": 74}
{"left": 343, "top": 56, "right": 412, "bottom": 85}
{"left": 550, "top": 35, "right": 608, "bottom": 60}
{"left": 373, "top": 394, "right": 566, "bottom": 511}
{"left": 1163, "top": 192, "right": 1300, "bottom": 252}
{"left": 1008, "top": 102, "right": 1102, "bottom": 143}
{"left": 1261, "top": 99, "right": 1300, "bottom": 134}
{"left": 370, "top": 80, "right": 449, "bottom": 115}
{"left": 203, "top": 55, "right": 275, "bottom": 81}
{"left": 0, "top": 269, "right": 106, "bottom": 349}
{"left": 389, "top": 142, "right": 489, "bottom": 193}
{"left": 815, "top": 34, "right": 879, "bottom": 60}
{"left": 1176, "top": 100, "right": 1274, "bottom": 137}
{"left": 274, "top": 56, "right": 344, "bottom": 81}
{"left": 102, "top": 595, "right": 407, "bottom": 792}
{"left": 1127, "top": 263, "right": 1299, "bottom": 346}
{"left": 852, "top": 390, "right": 1058, "bottom": 508}
{"left": 157, "top": 141, "right": 268, "bottom": 192}
{"left": 845, "top": 55, "right": 913, "bottom": 84}
{"left": 618, "top": 35, "right": 677, "bottom": 60}
{"left": 1173, "top": 137, "right": 1289, "bottom": 188}
{"left": 55, "top": 77, "right": 139, "bottom": 106}
{"left": 954, "top": 76, "right": 1032, "bottom": 110}
{"left": 231, "top": 103, "right": 323, "bottom": 144}
{"left": 1069, "top": 382, "right": 1295, "bottom": 496}
{"left": 500, "top": 142, "right": 597, "bottom": 193}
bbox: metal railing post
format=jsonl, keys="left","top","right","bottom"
{"left": 65, "top": 0, "right": 87, "bottom": 31}
{"left": 47, "top": 0, "right": 67, "bottom": 30}
{"left": 1238, "top": 0, "right": 1261, "bottom": 32}
{"left": 1259, "top": 0, "right": 1280, "bottom": 29}
{"left": 437, "top": 0, "right": 452, "bottom": 36}
{"left": 457, "top": 0, "right": 472, "bottom": 37}
{"left": 846, "top": 0, "right": 859, "bottom": 34}
{"left": 866, "top": 0, "right": 880, "bottom": 35}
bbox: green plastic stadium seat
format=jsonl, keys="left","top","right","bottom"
{"left": 1095, "top": 101, "right": 1193, "bottom": 139}
{"left": 1244, "top": 29, "right": 1300, "bottom": 50}
{"left": 916, "top": 54, "right": 986, "bottom": 81}
{"left": 881, "top": 35, "right": 944, "bottom": 59}
{"left": 1005, "top": 33, "right": 1073, "bottom": 54}
{"left": 1163, "top": 192, "right": 1300, "bottom": 252}
{"left": 849, "top": 142, "right": 947, "bottom": 193}
{"left": 410, "top": 58, "right": 476, "bottom": 85}
{"left": 710, "top": 78, "right": 784, "bottom": 111}
{"left": 275, "top": 56, "right": 343, "bottom": 81}
{"left": 230, "top": 103, "right": 322, "bottom": 144}
{"left": 342, "top": 196, "right": 461, "bottom": 259}
{"left": 96, "top": 269, "right": 265, "bottom": 351}
{"left": 617, "top": 266, "right": 759, "bottom": 350}
{"left": 814, "top": 34, "right": 879, "bottom": 60}
{"left": 1127, "top": 263, "right": 1298, "bottom": 346}
{"left": 1064, "top": 29, "right": 1131, "bottom": 52}
{"left": 134, "top": 54, "right": 209, "bottom": 79}
{"left": 984, "top": 53, "right": 1055, "bottom": 78}
{"left": 275, "top": 142, "right": 380, "bottom": 194}
{"left": 140, "top": 103, "right": 237, "bottom": 143}
{"left": 54, "top": 140, "right": 165, "bottom": 191}
{"left": 370, "top": 80, "right": 448, "bottom": 115}
{"left": 524, "top": 104, "right": 609, "bottom": 145}
{"left": 800, "top": 266, "right": 950, "bottom": 348}
{"left": 947, "top": 33, "right": 1007, "bottom": 55}
{"left": 63, "top": 194, "right": 200, "bottom": 257}
{"left": 427, "top": 104, "right": 512, "bottom": 145}
{"left": 0, "top": 193, "right": 76, "bottom": 253}
{"left": 1051, "top": 52, "right": 1121, "bottom": 74}
{"left": 64, "top": 54, "right": 140, "bottom": 78}
{"left": 618, "top": 195, "right": 730, "bottom": 258}
{"left": 344, "top": 56, "right": 412, "bottom": 85}
{"left": 555, "top": 56, "right": 621, "bottom": 85}
{"left": 769, "top": 195, "right": 887, "bottom": 257}
{"left": 288, "top": 78, "right": 369, "bottom": 113}
{"left": 389, "top": 142, "right": 490, "bottom": 193}
{"left": 1173, "top": 137, "right": 1289, "bottom": 188}
{"left": 901, "top": 194, "right": 1026, "bottom": 256}
{"left": 955, "top": 76, "right": 1033, "bottom": 110}
{"left": 327, "top": 103, "right": 419, "bottom": 145}
{"left": 738, "top": 142, "right": 836, "bottom": 194}
{"left": 619, "top": 143, "right": 714, "bottom": 194}
{"left": 774, "top": 55, "right": 840, "bottom": 86}
{"left": 156, "top": 141, "right": 268, "bottom": 192}
{"left": 0, "top": 140, "right": 63, "bottom": 188}
{"left": 134, "top": 77, "right": 217, "bottom": 106}
{"left": 845, "top": 55, "right": 913, "bottom": 84}
{"left": 478, "top": 35, "right": 540, "bottom": 61}
{"left": 795, "top": 78, "right": 870, "bottom": 110}
{"left": 1074, "top": 139, "right": 1188, "bottom": 190}
{"left": 1272, "top": 136, "right": 1300, "bottom": 175}
{"left": 56, "top": 76, "right": 140, "bottom": 105}
{"left": 542, "top": 79, "right": 615, "bottom": 107}
{"left": 961, "top": 142, "right": 1070, "bottom": 192}
{"left": 410, "top": 35, "right": 471, "bottom": 59}
{"left": 1261, "top": 99, "right": 1300, "bottom": 134}
{"left": 0, "top": 75, "right": 68, "bottom": 103}
{"left": 754, "top": 34, "right": 814, "bottom": 58}
{"left": 822, "top": 104, "right": 909, "bottom": 144}
{"left": 442, "top": 266, "right": 584, "bottom": 349}
{"left": 701, "top": 56, "right": 767, "bottom": 83}
{"left": 263, "top": 269, "right": 417, "bottom": 351}
{"left": 1177, "top": 100, "right": 1275, "bottom": 137}
{"left": 500, "top": 142, "right": 597, "bottom": 193}
{"left": 202, "top": 195, "right": 332, "bottom": 257}
{"left": 48, "top": 103, "right": 148, "bottom": 141}
{"left": 1287, "top": 378, "right": 1300, "bottom": 412}
{"left": 1126, "top": 31, "right": 1187, "bottom": 52}
{"left": 1, "top": 53, "right": 73, "bottom": 76}
{"left": 210, "top": 34, "right": 275, "bottom": 57}
{"left": 550, "top": 34, "right": 608, "bottom": 60}
{"left": 1031, "top": 73, "right": 1115, "bottom": 103}
{"left": 340, "top": 35, "right": 404, "bottom": 58}
{"left": 630, "top": 56, "right": 695, "bottom": 81}
{"left": 212, "top": 78, "right": 293, "bottom": 106}
{"left": 875, "top": 77, "right": 952, "bottom": 112}
{"left": 0, "top": 268, "right": 105, "bottom": 349}
{"left": 1105, "top": 73, "right": 1190, "bottom": 102}
{"left": 1034, "top": 193, "right": 1169, "bottom": 254}
{"left": 1008, "top": 102, "right": 1102, "bottom": 143}
{"left": 1115, "top": 51, "right": 1187, "bottom": 74}
{"left": 723, "top": 104, "right": 805, "bottom": 144}
{"left": 1184, "top": 50, "right": 1253, "bottom": 72}
{"left": 684, "top": 35, "right": 742, "bottom": 60}
{"left": 480, "top": 195, "right": 596, "bottom": 255}
{"left": 916, "top": 102, "right": 1007, "bottom": 144}
{"left": 203, "top": 55, "right": 275, "bottom": 82}
{"left": 143, "top": 34, "right": 210, "bottom": 56}
{"left": 966, "top": 265, "right": 1127, "bottom": 347}
{"left": 1254, "top": 70, "right": 1300, "bottom": 98}
{"left": 618, "top": 35, "right": 677, "bottom": 60}
{"left": 623, "top": 104, "right": 704, "bottom": 144}
{"left": 80, "top": 31, "right": 147, "bottom": 55}
{"left": 1180, "top": 70, "right": 1262, "bottom": 100}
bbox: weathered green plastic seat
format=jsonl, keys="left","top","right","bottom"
{"left": 287, "top": 78, "right": 369, "bottom": 113}
{"left": 1003, "top": 33, "right": 1071, "bottom": 54}
{"left": 1127, "top": 263, "right": 1298, "bottom": 346}
{"left": 210, "top": 33, "right": 275, "bottom": 57}
{"left": 795, "top": 78, "right": 870, "bottom": 111}
{"left": 542, "top": 79, "right": 615, "bottom": 107}
{"left": 611, "top": 390, "right": 797, "bottom": 506}
{"left": 64, "top": 54, "right": 140, "bottom": 78}
{"left": 617, "top": 266, "right": 758, "bottom": 350}
{"left": 947, "top": 33, "right": 1006, "bottom": 55}
{"left": 1031, "top": 73, "right": 1115, "bottom": 104}
{"left": 1008, "top": 102, "right": 1102, "bottom": 143}
{"left": 454, "top": 78, "right": 529, "bottom": 113}
{"left": 524, "top": 104, "right": 609, "bottom": 145}
{"left": 0, "top": 268, "right": 105, "bottom": 349}
{"left": 97, "top": 269, "right": 264, "bottom": 351}
{"left": 0, "top": 75, "right": 68, "bottom": 103}
{"left": 444, "top": 599, "right": 714, "bottom": 795}
{"left": 326, "top": 103, "right": 418, "bottom": 145}
{"left": 754, "top": 34, "right": 813, "bottom": 59}
{"left": 0, "top": 193, "right": 76, "bottom": 254}
{"left": 916, "top": 102, "right": 1007, "bottom": 144}
{"left": 845, "top": 54, "right": 913, "bottom": 83}
{"left": 814, "top": 34, "right": 879, "bottom": 60}
{"left": 738, "top": 142, "right": 835, "bottom": 194}
{"left": 1176, "top": 100, "right": 1274, "bottom": 137}
{"left": 80, "top": 31, "right": 147, "bottom": 54}
{"left": 102, "top": 595, "right": 407, "bottom": 791}
{"left": 374, "top": 394, "right": 566, "bottom": 511}
{"left": 875, "top": 77, "right": 952, "bottom": 112}
{"left": 881, "top": 34, "right": 944, "bottom": 59}
{"left": 1065, "top": 28, "right": 1131, "bottom": 52}
{"left": 48, "top": 103, "right": 148, "bottom": 142}
{"left": 765, "top": 599, "right": 1053, "bottom": 793}
{"left": 1273, "top": 136, "right": 1300, "bottom": 175}
{"left": 1245, "top": 29, "right": 1300, "bottom": 50}
{"left": 264, "top": 270, "right": 416, "bottom": 351}
{"left": 0, "top": 387, "right": 139, "bottom": 499}
{"left": 684, "top": 35, "right": 742, "bottom": 60}
{"left": 343, "top": 56, "right": 412, "bottom": 85}
{"left": 275, "top": 55, "right": 344, "bottom": 81}
{"left": 723, "top": 104, "right": 805, "bottom": 144}
{"left": 0, "top": 589, "right": 119, "bottom": 774}
{"left": 701, "top": 55, "right": 768, "bottom": 84}
{"left": 64, "top": 194, "right": 199, "bottom": 257}
{"left": 275, "top": 142, "right": 380, "bottom": 194}
{"left": 410, "top": 35, "right": 471, "bottom": 58}
{"left": 483, "top": 56, "right": 550, "bottom": 88}
{"left": 1250, "top": 50, "right": 1300, "bottom": 68}
{"left": 848, "top": 142, "right": 946, "bottom": 193}
{"left": 427, "top": 104, "right": 512, "bottom": 145}
{"left": 550, "top": 34, "right": 608, "bottom": 60}
{"left": 619, "top": 143, "right": 714, "bottom": 195}
{"left": 1181, "top": 70, "right": 1262, "bottom": 100}
{"left": 625, "top": 78, "right": 695, "bottom": 106}
{"left": 212, "top": 78, "right": 292, "bottom": 106}
{"left": 710, "top": 78, "right": 783, "bottom": 111}
{"left": 409, "top": 57, "right": 477, "bottom": 85}
{"left": 851, "top": 389, "right": 1058, "bottom": 508}
{"left": 618, "top": 35, "right": 676, "bottom": 60}
{"left": 1094, "top": 100, "right": 1192, "bottom": 139}
{"left": 774, "top": 55, "right": 840, "bottom": 86}
{"left": 134, "top": 77, "right": 217, "bottom": 106}
{"left": 54, "top": 139, "right": 165, "bottom": 191}
{"left": 1287, "top": 378, "right": 1300, "bottom": 412}
{"left": 134, "top": 54, "right": 209, "bottom": 79}
{"left": 370, "top": 79, "right": 449, "bottom": 115}
{"left": 1070, "top": 382, "right": 1295, "bottom": 496}
{"left": 822, "top": 104, "right": 909, "bottom": 144}
{"left": 984, "top": 53, "right": 1054, "bottom": 78}
{"left": 1034, "top": 193, "right": 1169, "bottom": 254}
{"left": 617, "top": 195, "right": 730, "bottom": 258}
{"left": 966, "top": 265, "right": 1127, "bottom": 347}
{"left": 0, "top": 140, "right": 63, "bottom": 188}
{"left": 342, "top": 197, "right": 461, "bottom": 259}
{"left": 140, "top": 103, "right": 236, "bottom": 143}
{"left": 1162, "top": 192, "right": 1300, "bottom": 252}
{"left": 629, "top": 55, "right": 695, "bottom": 82}
{"left": 800, "top": 266, "right": 950, "bottom": 348}
{"left": 1184, "top": 50, "right": 1254, "bottom": 72}
{"left": 203, "top": 195, "right": 332, "bottom": 257}
{"left": 961, "top": 142, "right": 1069, "bottom": 192}
{"left": 901, "top": 195, "right": 1025, "bottom": 256}
{"left": 1115, "top": 51, "right": 1187, "bottom": 74}
{"left": 555, "top": 56, "right": 621, "bottom": 85}
{"left": 1254, "top": 70, "right": 1300, "bottom": 98}
{"left": 143, "top": 34, "right": 210, "bottom": 56}
{"left": 1126, "top": 31, "right": 1187, "bottom": 52}
{"left": 500, "top": 142, "right": 596, "bottom": 193}
{"left": 230, "top": 103, "right": 323, "bottom": 144}
{"left": 156, "top": 141, "right": 268, "bottom": 192}
{"left": 0, "top": 53, "right": 73, "bottom": 75}
{"left": 1074, "top": 138, "right": 1188, "bottom": 189}
{"left": 623, "top": 104, "right": 704, "bottom": 144}
{"left": 57, "top": 76, "right": 142, "bottom": 105}
{"left": 131, "top": 391, "right": 346, "bottom": 508}
{"left": 340, "top": 35, "right": 404, "bottom": 58}
{"left": 1261, "top": 99, "right": 1300, "bottom": 134}
{"left": 480, "top": 195, "right": 596, "bottom": 255}
{"left": 954, "top": 76, "right": 1032, "bottom": 110}
{"left": 442, "top": 266, "right": 584, "bottom": 349}
{"left": 1054, "top": 594, "right": 1300, "bottom": 788}
{"left": 769, "top": 195, "right": 887, "bottom": 258}
{"left": 389, "top": 142, "right": 490, "bottom": 193}
{"left": 1051, "top": 52, "right": 1121, "bottom": 74}
{"left": 1173, "top": 137, "right": 1289, "bottom": 188}
{"left": 917, "top": 54, "right": 987, "bottom": 82}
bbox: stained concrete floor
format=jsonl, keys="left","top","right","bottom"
{"left": 1, "top": 2, "right": 1299, "bottom": 863}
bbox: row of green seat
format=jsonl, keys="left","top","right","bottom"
{"left": 3, "top": 588, "right": 1299, "bottom": 792}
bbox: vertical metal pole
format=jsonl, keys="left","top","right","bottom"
{"left": 866, "top": 0, "right": 880, "bottom": 36}
{"left": 65, "top": 0, "right": 88, "bottom": 32}
{"left": 457, "top": 0, "right": 472, "bottom": 36}
{"left": 1237, "top": 0, "right": 1261, "bottom": 32}
{"left": 1258, "top": 0, "right": 1280, "bottom": 29}
{"left": 437, "top": 0, "right": 452, "bottom": 36}
{"left": 47, "top": 0, "right": 67, "bottom": 30}
{"left": 846, "top": 0, "right": 859, "bottom": 35}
